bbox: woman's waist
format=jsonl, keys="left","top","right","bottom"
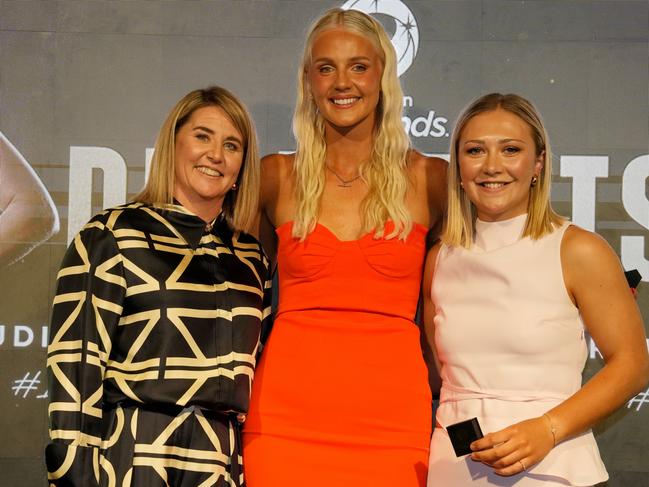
{"left": 435, "top": 382, "right": 573, "bottom": 432}
{"left": 439, "top": 382, "right": 574, "bottom": 403}
{"left": 102, "top": 378, "right": 252, "bottom": 414}
{"left": 277, "top": 288, "right": 418, "bottom": 319}
{"left": 102, "top": 398, "right": 240, "bottom": 417}
{"left": 438, "top": 360, "right": 585, "bottom": 399}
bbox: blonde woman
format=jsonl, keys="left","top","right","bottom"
{"left": 243, "top": 8, "right": 446, "bottom": 486}
{"left": 46, "top": 86, "right": 270, "bottom": 486}
{"left": 424, "top": 93, "right": 649, "bottom": 486}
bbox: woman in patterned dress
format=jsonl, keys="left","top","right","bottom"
{"left": 45, "top": 86, "right": 270, "bottom": 487}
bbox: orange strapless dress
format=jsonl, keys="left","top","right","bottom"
{"left": 243, "top": 222, "right": 432, "bottom": 486}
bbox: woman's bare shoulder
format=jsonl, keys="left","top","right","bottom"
{"left": 262, "top": 152, "right": 295, "bottom": 177}
{"left": 407, "top": 149, "right": 448, "bottom": 175}
{"left": 562, "top": 224, "right": 613, "bottom": 263}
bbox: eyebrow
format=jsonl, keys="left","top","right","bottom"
{"left": 463, "top": 138, "right": 526, "bottom": 145}
{"left": 312, "top": 55, "right": 373, "bottom": 64}
{"left": 193, "top": 126, "right": 214, "bottom": 134}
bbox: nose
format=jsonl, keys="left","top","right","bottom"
{"left": 482, "top": 150, "right": 502, "bottom": 175}
{"left": 334, "top": 70, "right": 351, "bottom": 91}
{"left": 206, "top": 144, "right": 223, "bottom": 163}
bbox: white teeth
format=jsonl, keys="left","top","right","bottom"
{"left": 196, "top": 166, "right": 222, "bottom": 177}
{"left": 332, "top": 98, "right": 358, "bottom": 106}
{"left": 482, "top": 182, "right": 505, "bottom": 188}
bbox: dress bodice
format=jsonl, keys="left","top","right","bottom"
{"left": 276, "top": 221, "right": 427, "bottom": 320}
{"left": 49, "top": 202, "right": 269, "bottom": 413}
{"left": 433, "top": 214, "right": 585, "bottom": 397}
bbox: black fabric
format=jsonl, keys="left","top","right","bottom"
{"left": 46, "top": 202, "right": 270, "bottom": 486}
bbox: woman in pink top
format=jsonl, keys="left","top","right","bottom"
{"left": 424, "top": 93, "right": 648, "bottom": 486}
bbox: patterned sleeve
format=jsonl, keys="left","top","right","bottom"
{"left": 45, "top": 218, "right": 126, "bottom": 486}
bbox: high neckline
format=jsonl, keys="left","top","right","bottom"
{"left": 474, "top": 213, "right": 528, "bottom": 252}
{"left": 151, "top": 202, "right": 233, "bottom": 250}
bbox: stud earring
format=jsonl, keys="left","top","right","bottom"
{"left": 231, "top": 182, "right": 238, "bottom": 190}
{"left": 531, "top": 176, "right": 538, "bottom": 187}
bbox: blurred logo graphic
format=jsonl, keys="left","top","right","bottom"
{"left": 341, "top": 0, "right": 419, "bottom": 77}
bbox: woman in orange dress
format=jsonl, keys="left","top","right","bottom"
{"left": 242, "top": 8, "right": 446, "bottom": 486}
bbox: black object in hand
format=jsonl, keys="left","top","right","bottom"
{"left": 625, "top": 269, "right": 642, "bottom": 289}
{"left": 447, "top": 417, "right": 484, "bottom": 457}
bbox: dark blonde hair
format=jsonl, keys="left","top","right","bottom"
{"left": 135, "top": 86, "right": 260, "bottom": 233}
{"left": 444, "top": 93, "right": 564, "bottom": 247}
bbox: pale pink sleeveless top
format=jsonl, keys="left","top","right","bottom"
{"left": 432, "top": 213, "right": 608, "bottom": 485}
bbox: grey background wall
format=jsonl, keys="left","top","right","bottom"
{"left": 0, "top": 1, "right": 647, "bottom": 485}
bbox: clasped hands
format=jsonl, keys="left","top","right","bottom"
{"left": 468, "top": 416, "right": 555, "bottom": 476}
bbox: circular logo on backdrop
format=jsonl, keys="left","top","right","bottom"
{"left": 341, "top": 0, "right": 419, "bottom": 77}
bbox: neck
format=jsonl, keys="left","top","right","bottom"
{"left": 324, "top": 131, "right": 374, "bottom": 175}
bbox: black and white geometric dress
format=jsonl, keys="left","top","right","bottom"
{"left": 45, "top": 202, "right": 271, "bottom": 487}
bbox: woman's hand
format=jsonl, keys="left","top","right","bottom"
{"left": 469, "top": 416, "right": 554, "bottom": 476}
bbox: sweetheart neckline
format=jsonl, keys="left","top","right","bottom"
{"left": 275, "top": 220, "right": 427, "bottom": 243}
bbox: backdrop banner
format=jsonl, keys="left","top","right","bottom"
{"left": 0, "top": 1, "right": 647, "bottom": 486}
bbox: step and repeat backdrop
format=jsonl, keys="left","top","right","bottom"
{"left": 0, "top": 1, "right": 647, "bottom": 485}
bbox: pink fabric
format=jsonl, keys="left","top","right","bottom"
{"left": 427, "top": 214, "right": 607, "bottom": 486}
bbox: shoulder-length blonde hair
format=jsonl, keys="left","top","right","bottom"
{"left": 134, "top": 86, "right": 260, "bottom": 233}
{"left": 444, "top": 92, "right": 564, "bottom": 248}
{"left": 292, "top": 8, "right": 411, "bottom": 240}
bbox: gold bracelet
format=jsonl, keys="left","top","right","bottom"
{"left": 543, "top": 413, "right": 557, "bottom": 446}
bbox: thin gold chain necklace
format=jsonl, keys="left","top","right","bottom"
{"left": 326, "top": 164, "right": 362, "bottom": 188}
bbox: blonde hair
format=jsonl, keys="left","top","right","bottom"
{"left": 134, "top": 86, "right": 260, "bottom": 233}
{"left": 444, "top": 93, "right": 564, "bottom": 248}
{"left": 292, "top": 8, "right": 411, "bottom": 240}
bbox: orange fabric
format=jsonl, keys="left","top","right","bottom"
{"left": 243, "top": 222, "right": 432, "bottom": 486}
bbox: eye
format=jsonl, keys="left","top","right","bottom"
{"left": 317, "top": 64, "right": 334, "bottom": 74}
{"left": 465, "top": 146, "right": 483, "bottom": 155}
{"left": 195, "top": 133, "right": 210, "bottom": 142}
{"left": 351, "top": 63, "right": 368, "bottom": 72}
{"left": 224, "top": 141, "right": 241, "bottom": 152}
{"left": 503, "top": 146, "right": 521, "bottom": 154}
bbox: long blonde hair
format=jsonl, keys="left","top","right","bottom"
{"left": 292, "top": 8, "right": 411, "bottom": 240}
{"left": 134, "top": 86, "right": 260, "bottom": 233}
{"left": 444, "top": 93, "right": 564, "bottom": 248}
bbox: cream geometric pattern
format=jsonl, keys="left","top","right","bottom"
{"left": 46, "top": 203, "right": 270, "bottom": 486}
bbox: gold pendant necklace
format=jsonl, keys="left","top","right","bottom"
{"left": 326, "top": 165, "right": 362, "bottom": 188}
{"left": 205, "top": 212, "right": 220, "bottom": 232}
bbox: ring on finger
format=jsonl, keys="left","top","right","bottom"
{"left": 518, "top": 460, "right": 526, "bottom": 471}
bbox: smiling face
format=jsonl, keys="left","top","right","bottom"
{"left": 307, "top": 27, "right": 383, "bottom": 134}
{"left": 458, "top": 108, "right": 544, "bottom": 222}
{"left": 173, "top": 105, "right": 244, "bottom": 222}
